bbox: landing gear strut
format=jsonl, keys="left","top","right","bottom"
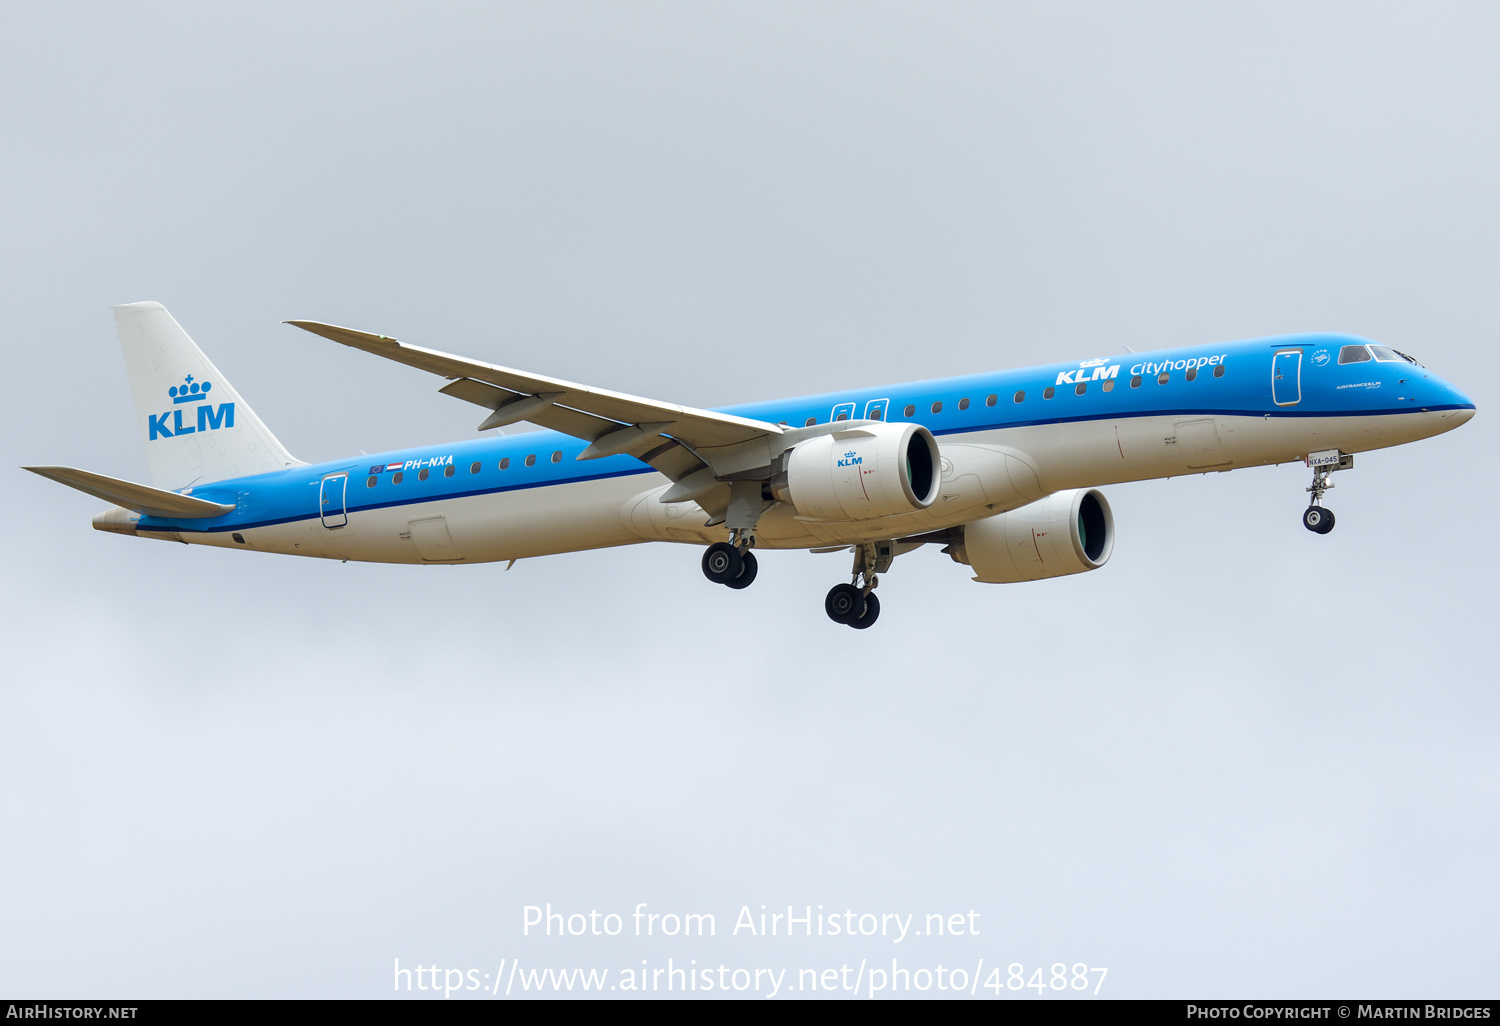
{"left": 1302, "top": 450, "right": 1352, "bottom": 535}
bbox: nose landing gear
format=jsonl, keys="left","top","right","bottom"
{"left": 1302, "top": 449, "right": 1352, "bottom": 535}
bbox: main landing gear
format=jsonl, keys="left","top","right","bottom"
{"left": 825, "top": 583, "right": 880, "bottom": 629}
{"left": 1302, "top": 450, "right": 1352, "bottom": 535}
{"left": 701, "top": 530, "right": 758, "bottom": 590}
{"left": 824, "top": 541, "right": 895, "bottom": 630}
{"left": 700, "top": 530, "right": 905, "bottom": 631}
{"left": 701, "top": 480, "right": 771, "bottom": 590}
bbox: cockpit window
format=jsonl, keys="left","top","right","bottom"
{"left": 1338, "top": 345, "right": 1372, "bottom": 364}
{"left": 1369, "top": 345, "right": 1408, "bottom": 363}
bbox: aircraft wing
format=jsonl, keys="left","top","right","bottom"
{"left": 286, "top": 320, "right": 792, "bottom": 510}
{"left": 23, "top": 466, "right": 236, "bottom": 518}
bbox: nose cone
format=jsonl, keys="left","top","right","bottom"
{"left": 1426, "top": 373, "right": 1475, "bottom": 433}
{"left": 1437, "top": 378, "right": 1475, "bottom": 414}
{"left": 1409, "top": 363, "right": 1475, "bottom": 412}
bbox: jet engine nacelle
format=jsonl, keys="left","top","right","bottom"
{"left": 949, "top": 488, "right": 1114, "bottom": 583}
{"left": 772, "top": 423, "right": 941, "bottom": 522}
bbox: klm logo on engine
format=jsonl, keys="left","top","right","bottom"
{"left": 837, "top": 450, "right": 863, "bottom": 468}
{"left": 1055, "top": 360, "right": 1121, "bottom": 386}
{"left": 148, "top": 375, "right": 235, "bottom": 440}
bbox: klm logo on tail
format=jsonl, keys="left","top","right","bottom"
{"left": 149, "top": 375, "right": 235, "bottom": 440}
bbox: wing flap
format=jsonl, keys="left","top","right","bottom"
{"left": 437, "top": 377, "right": 518, "bottom": 409}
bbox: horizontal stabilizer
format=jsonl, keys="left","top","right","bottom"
{"left": 22, "top": 466, "right": 236, "bottom": 519}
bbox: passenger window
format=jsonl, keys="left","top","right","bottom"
{"left": 835, "top": 412, "right": 849, "bottom": 421}
{"left": 958, "top": 398, "right": 970, "bottom": 411}
{"left": 1157, "top": 372, "right": 1170, "bottom": 384}
{"left": 470, "top": 461, "right": 481, "bottom": 474}
{"left": 1186, "top": 367, "right": 1198, "bottom": 382}
{"left": 1102, "top": 379, "right": 1114, "bottom": 392}
{"left": 418, "top": 468, "right": 429, "bottom": 481}
{"left": 1130, "top": 375, "right": 1142, "bottom": 388}
{"left": 1075, "top": 382, "right": 1087, "bottom": 395}
{"left": 551, "top": 451, "right": 562, "bottom": 463}
{"left": 444, "top": 465, "right": 455, "bottom": 478}
{"left": 525, "top": 454, "right": 536, "bottom": 467}
{"left": 1213, "top": 364, "right": 1224, "bottom": 378}
{"left": 498, "top": 458, "right": 509, "bottom": 470}
{"left": 393, "top": 472, "right": 403, "bottom": 483}
{"left": 903, "top": 405, "right": 915, "bottom": 417}
{"left": 870, "top": 408, "right": 882, "bottom": 420}
{"left": 985, "top": 394, "right": 997, "bottom": 407}
{"left": 1043, "top": 386, "right": 1055, "bottom": 399}
{"left": 1339, "top": 345, "right": 1372, "bottom": 364}
{"left": 1013, "top": 391, "right": 1025, "bottom": 403}
{"left": 366, "top": 476, "right": 377, "bottom": 488}
{"left": 805, "top": 417, "right": 816, "bottom": 426}
{"left": 931, "top": 401, "right": 943, "bottom": 414}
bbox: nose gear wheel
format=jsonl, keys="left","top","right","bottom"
{"left": 1301, "top": 451, "right": 1351, "bottom": 535}
{"left": 1302, "top": 506, "right": 1335, "bottom": 534}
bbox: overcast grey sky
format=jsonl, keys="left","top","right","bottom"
{"left": 2, "top": 1, "right": 1496, "bottom": 999}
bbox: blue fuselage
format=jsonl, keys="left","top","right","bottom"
{"left": 137, "top": 332, "right": 1474, "bottom": 545}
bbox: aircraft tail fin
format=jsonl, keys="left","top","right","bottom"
{"left": 114, "top": 302, "right": 302, "bottom": 489}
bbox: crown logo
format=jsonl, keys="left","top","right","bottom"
{"left": 1079, "top": 358, "right": 1108, "bottom": 368}
{"left": 168, "top": 374, "right": 213, "bottom": 404}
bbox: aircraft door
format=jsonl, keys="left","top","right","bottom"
{"left": 319, "top": 472, "right": 348, "bottom": 528}
{"left": 1272, "top": 349, "right": 1302, "bottom": 406}
{"left": 863, "top": 398, "right": 889, "bottom": 421}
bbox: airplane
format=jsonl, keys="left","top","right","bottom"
{"left": 26, "top": 302, "right": 1475, "bottom": 629}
